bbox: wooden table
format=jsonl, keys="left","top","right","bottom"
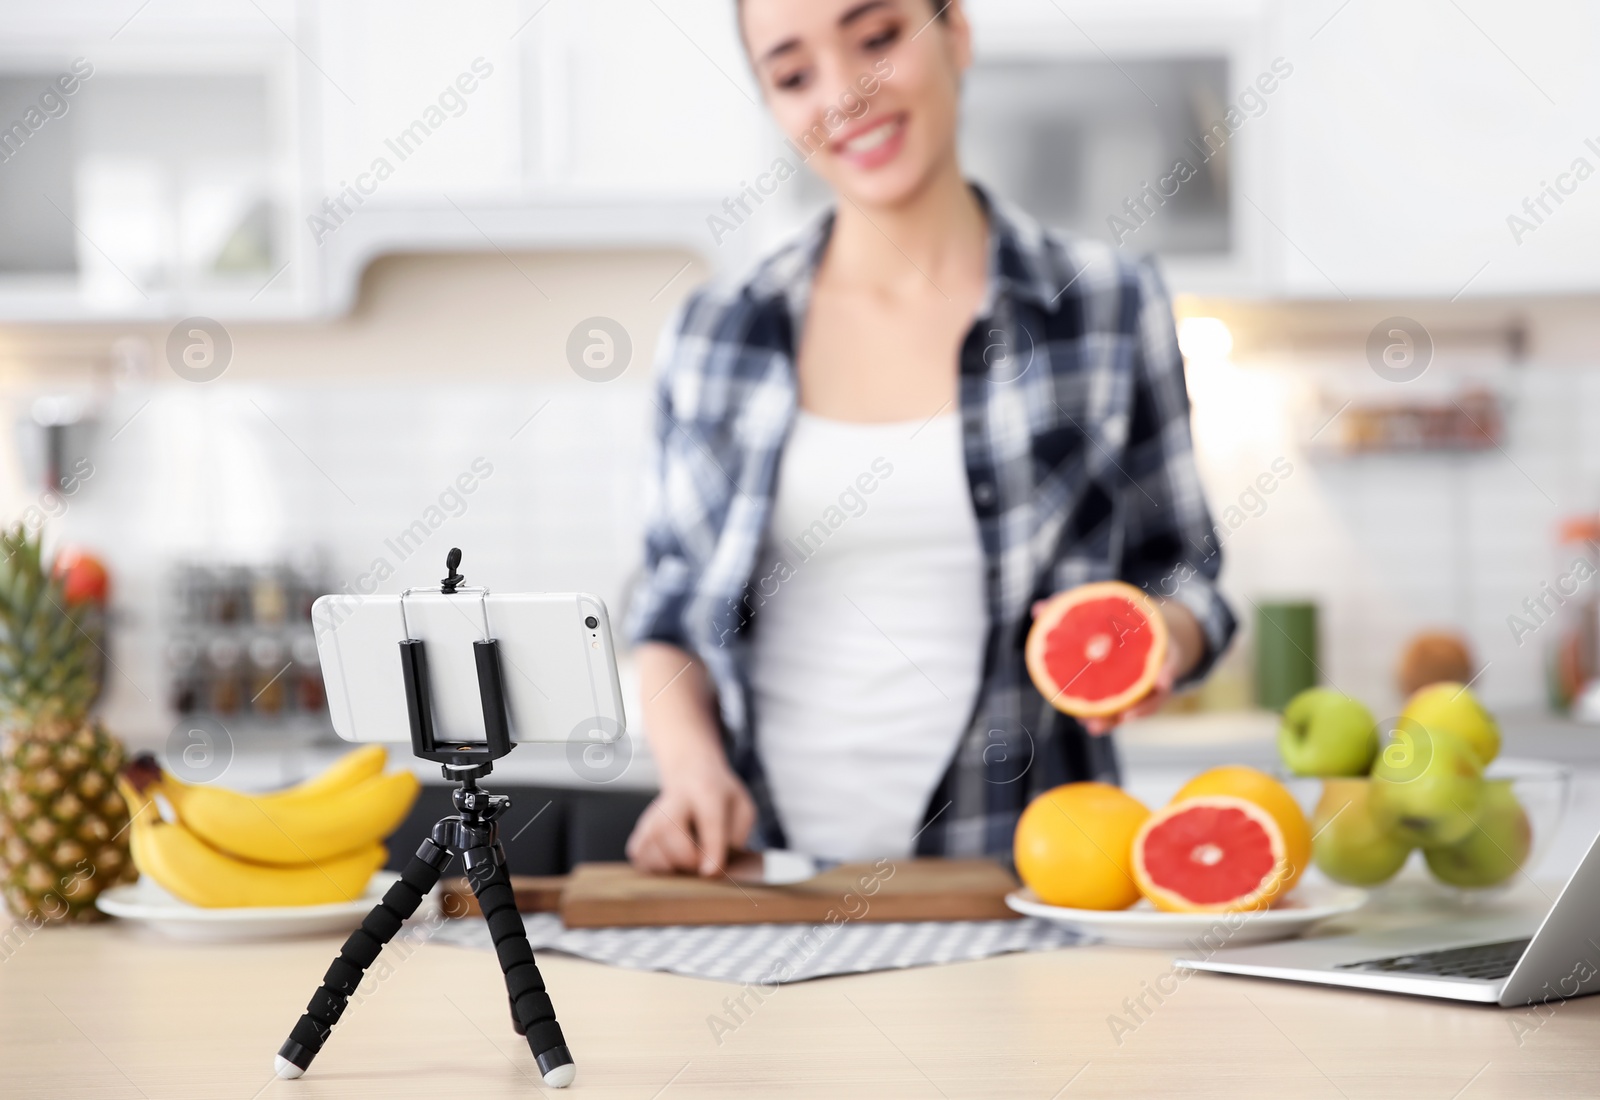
{"left": 4, "top": 892, "right": 1598, "bottom": 1099}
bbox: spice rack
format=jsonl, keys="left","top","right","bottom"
{"left": 165, "top": 561, "right": 332, "bottom": 739}
{"left": 1312, "top": 386, "right": 1504, "bottom": 456}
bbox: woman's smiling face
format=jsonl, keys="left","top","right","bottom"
{"left": 740, "top": 0, "right": 972, "bottom": 211}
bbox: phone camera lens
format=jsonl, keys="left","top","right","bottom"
{"left": 584, "top": 615, "right": 598, "bottom": 629}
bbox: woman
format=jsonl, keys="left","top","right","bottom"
{"left": 625, "top": 0, "right": 1235, "bottom": 875}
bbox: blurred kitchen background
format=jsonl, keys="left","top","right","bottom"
{"left": 3, "top": 0, "right": 1600, "bottom": 837}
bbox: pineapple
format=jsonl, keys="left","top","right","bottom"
{"left": 0, "top": 527, "right": 134, "bottom": 923}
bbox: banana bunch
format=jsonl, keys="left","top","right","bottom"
{"left": 117, "top": 745, "right": 420, "bottom": 908}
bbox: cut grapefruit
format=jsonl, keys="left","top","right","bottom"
{"left": 1026, "top": 581, "right": 1167, "bottom": 718}
{"left": 1013, "top": 782, "right": 1150, "bottom": 911}
{"left": 1173, "top": 765, "right": 1312, "bottom": 893}
{"left": 1131, "top": 796, "right": 1290, "bottom": 913}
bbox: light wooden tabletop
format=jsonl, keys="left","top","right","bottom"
{"left": 3, "top": 900, "right": 1597, "bottom": 1100}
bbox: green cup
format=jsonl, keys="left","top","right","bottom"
{"left": 1255, "top": 601, "right": 1319, "bottom": 712}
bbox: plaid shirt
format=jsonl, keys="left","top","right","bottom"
{"left": 628, "top": 188, "right": 1236, "bottom": 857}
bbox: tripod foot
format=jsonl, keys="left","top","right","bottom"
{"left": 274, "top": 844, "right": 446, "bottom": 1079}
{"left": 540, "top": 1050, "right": 576, "bottom": 1089}
{"left": 466, "top": 850, "right": 574, "bottom": 1086}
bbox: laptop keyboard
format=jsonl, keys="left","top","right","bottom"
{"left": 1335, "top": 938, "right": 1532, "bottom": 981}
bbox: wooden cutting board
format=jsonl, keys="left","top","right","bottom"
{"left": 558, "top": 859, "right": 1020, "bottom": 928}
{"left": 440, "top": 876, "right": 567, "bottom": 919}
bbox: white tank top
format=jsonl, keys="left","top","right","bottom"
{"left": 748, "top": 410, "right": 988, "bottom": 860}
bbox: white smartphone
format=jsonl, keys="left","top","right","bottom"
{"left": 312, "top": 590, "right": 626, "bottom": 745}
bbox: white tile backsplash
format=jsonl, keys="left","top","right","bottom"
{"left": 46, "top": 378, "right": 653, "bottom": 748}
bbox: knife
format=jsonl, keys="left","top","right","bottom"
{"left": 722, "top": 849, "right": 835, "bottom": 886}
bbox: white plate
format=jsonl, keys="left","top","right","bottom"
{"left": 1005, "top": 883, "right": 1368, "bottom": 949}
{"left": 96, "top": 872, "right": 399, "bottom": 943}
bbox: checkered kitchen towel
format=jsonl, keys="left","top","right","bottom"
{"left": 431, "top": 914, "right": 1080, "bottom": 985}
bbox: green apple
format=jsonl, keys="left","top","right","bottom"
{"left": 1312, "top": 778, "right": 1413, "bottom": 886}
{"left": 1423, "top": 780, "right": 1531, "bottom": 888}
{"left": 1401, "top": 682, "right": 1500, "bottom": 767}
{"left": 1369, "top": 722, "right": 1484, "bottom": 847}
{"left": 1278, "top": 688, "right": 1378, "bottom": 776}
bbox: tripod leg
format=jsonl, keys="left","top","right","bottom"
{"left": 466, "top": 844, "right": 575, "bottom": 1088}
{"left": 273, "top": 838, "right": 449, "bottom": 1079}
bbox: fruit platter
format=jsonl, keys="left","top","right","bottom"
{"left": 96, "top": 871, "right": 402, "bottom": 943}
{"left": 1005, "top": 881, "right": 1368, "bottom": 950}
{"left": 1006, "top": 764, "right": 1354, "bottom": 949}
{"left": 96, "top": 744, "right": 420, "bottom": 940}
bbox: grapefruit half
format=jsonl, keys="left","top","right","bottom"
{"left": 1026, "top": 581, "right": 1168, "bottom": 718}
{"left": 1173, "top": 765, "right": 1312, "bottom": 893}
{"left": 1131, "top": 795, "right": 1290, "bottom": 913}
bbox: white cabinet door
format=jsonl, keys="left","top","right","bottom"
{"left": 0, "top": 0, "right": 290, "bottom": 43}
{"left": 309, "top": 0, "right": 525, "bottom": 203}
{"left": 1272, "top": 0, "right": 1600, "bottom": 298}
{"left": 542, "top": 0, "right": 763, "bottom": 198}
{"left": 306, "top": 0, "right": 762, "bottom": 201}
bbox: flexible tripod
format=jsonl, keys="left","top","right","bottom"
{"left": 274, "top": 551, "right": 575, "bottom": 1088}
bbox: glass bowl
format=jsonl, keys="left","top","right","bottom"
{"left": 1482, "top": 757, "right": 1574, "bottom": 881}
{"left": 1280, "top": 757, "right": 1572, "bottom": 896}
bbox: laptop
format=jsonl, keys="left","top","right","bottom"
{"left": 1174, "top": 828, "right": 1600, "bottom": 1007}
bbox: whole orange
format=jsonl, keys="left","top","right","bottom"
{"left": 1013, "top": 782, "right": 1150, "bottom": 910}
{"left": 1173, "top": 766, "right": 1311, "bottom": 892}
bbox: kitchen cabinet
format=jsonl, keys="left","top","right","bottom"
{"left": 0, "top": 0, "right": 316, "bottom": 320}
{"left": 0, "top": 0, "right": 289, "bottom": 42}
{"left": 0, "top": 0, "right": 753, "bottom": 320}
{"left": 965, "top": 0, "right": 1600, "bottom": 299}
{"left": 307, "top": 0, "right": 524, "bottom": 202}
{"left": 957, "top": 0, "right": 1280, "bottom": 295}
{"left": 536, "top": 0, "right": 763, "bottom": 198}
{"left": 308, "top": 0, "right": 760, "bottom": 200}
{"left": 283, "top": 0, "right": 759, "bottom": 314}
{"left": 1270, "top": 0, "right": 1600, "bottom": 298}
{"left": 2, "top": 0, "right": 1598, "bottom": 320}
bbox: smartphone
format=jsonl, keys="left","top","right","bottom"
{"left": 312, "top": 590, "right": 626, "bottom": 745}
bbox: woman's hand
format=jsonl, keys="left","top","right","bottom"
{"left": 627, "top": 642, "right": 756, "bottom": 876}
{"left": 1031, "top": 595, "right": 1204, "bottom": 736}
{"left": 626, "top": 758, "right": 756, "bottom": 877}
